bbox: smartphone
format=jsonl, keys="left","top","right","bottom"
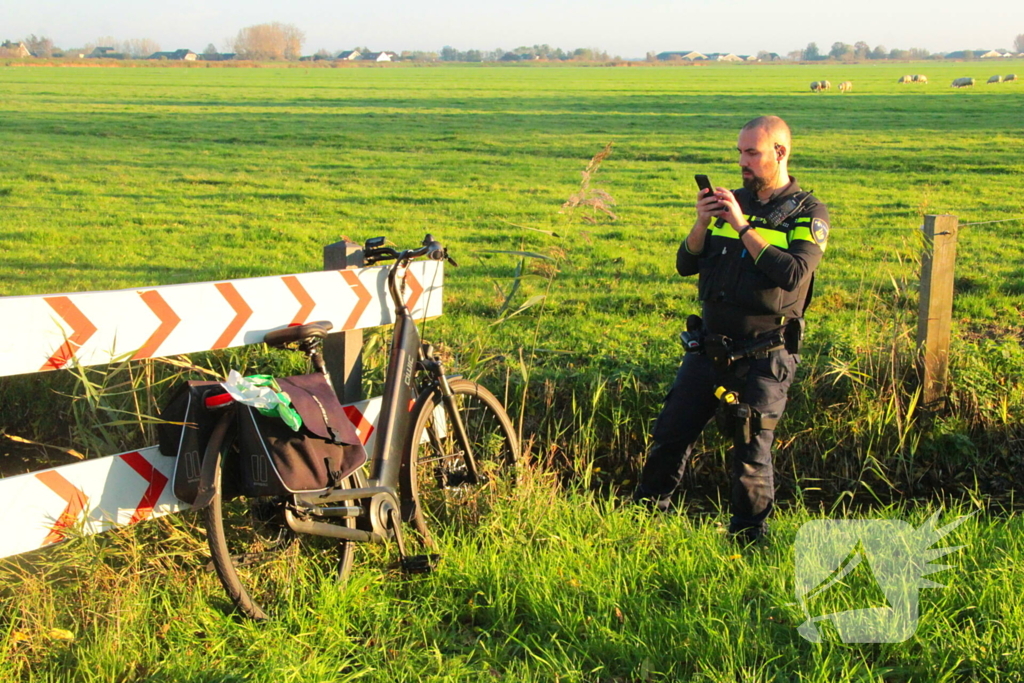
{"left": 694, "top": 174, "right": 718, "bottom": 205}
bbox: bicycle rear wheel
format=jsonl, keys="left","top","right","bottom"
{"left": 202, "top": 412, "right": 360, "bottom": 621}
{"left": 402, "top": 379, "right": 519, "bottom": 545}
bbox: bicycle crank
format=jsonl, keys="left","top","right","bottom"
{"left": 385, "top": 507, "right": 440, "bottom": 575}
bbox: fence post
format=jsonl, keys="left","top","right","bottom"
{"left": 916, "top": 214, "right": 959, "bottom": 408}
{"left": 324, "top": 239, "right": 365, "bottom": 404}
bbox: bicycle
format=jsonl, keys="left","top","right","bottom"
{"left": 197, "top": 235, "right": 519, "bottom": 620}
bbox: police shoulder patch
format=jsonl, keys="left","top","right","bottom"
{"left": 811, "top": 218, "right": 829, "bottom": 247}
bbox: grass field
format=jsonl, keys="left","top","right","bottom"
{"left": 1, "top": 62, "right": 1024, "bottom": 680}
{"left": 2, "top": 61, "right": 1022, "bottom": 486}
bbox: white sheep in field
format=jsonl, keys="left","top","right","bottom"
{"left": 1003, "top": 74, "right": 1017, "bottom": 82}
{"left": 898, "top": 74, "right": 913, "bottom": 84}
{"left": 838, "top": 81, "right": 852, "bottom": 93}
{"left": 987, "top": 74, "right": 1003, "bottom": 84}
{"left": 912, "top": 74, "right": 928, "bottom": 84}
{"left": 951, "top": 77, "right": 975, "bottom": 88}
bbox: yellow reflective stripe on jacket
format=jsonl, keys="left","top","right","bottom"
{"left": 758, "top": 228, "right": 789, "bottom": 249}
{"left": 789, "top": 216, "right": 826, "bottom": 252}
{"left": 708, "top": 223, "right": 789, "bottom": 248}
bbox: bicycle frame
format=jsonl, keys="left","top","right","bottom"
{"left": 279, "top": 244, "right": 478, "bottom": 546}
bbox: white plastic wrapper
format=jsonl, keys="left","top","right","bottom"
{"left": 221, "top": 370, "right": 302, "bottom": 430}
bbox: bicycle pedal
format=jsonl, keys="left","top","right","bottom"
{"left": 400, "top": 554, "right": 441, "bottom": 574}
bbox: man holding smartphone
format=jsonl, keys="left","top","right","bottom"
{"left": 633, "top": 115, "right": 830, "bottom": 543}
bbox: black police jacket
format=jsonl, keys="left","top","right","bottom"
{"left": 676, "top": 177, "right": 829, "bottom": 340}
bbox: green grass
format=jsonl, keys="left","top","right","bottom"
{"left": 1, "top": 468, "right": 1019, "bottom": 681}
{"left": 1, "top": 63, "right": 1022, "bottom": 491}
{"left": 1, "top": 63, "right": 1024, "bottom": 680}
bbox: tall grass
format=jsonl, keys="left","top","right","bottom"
{"left": 1, "top": 463, "right": 1019, "bottom": 681}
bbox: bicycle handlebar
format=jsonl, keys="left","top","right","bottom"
{"left": 363, "top": 234, "right": 454, "bottom": 266}
{"left": 423, "top": 235, "right": 445, "bottom": 261}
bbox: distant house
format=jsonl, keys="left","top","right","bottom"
{"left": 199, "top": 52, "right": 235, "bottom": 61}
{"left": 147, "top": 49, "right": 197, "bottom": 61}
{"left": 88, "top": 46, "right": 123, "bottom": 58}
{"left": 1, "top": 41, "right": 32, "bottom": 58}
{"left": 657, "top": 51, "right": 706, "bottom": 61}
{"left": 361, "top": 51, "right": 394, "bottom": 62}
{"left": 337, "top": 50, "right": 362, "bottom": 60}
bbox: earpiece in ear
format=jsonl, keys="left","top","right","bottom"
{"left": 774, "top": 143, "right": 784, "bottom": 161}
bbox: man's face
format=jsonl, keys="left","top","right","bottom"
{"left": 737, "top": 128, "right": 779, "bottom": 194}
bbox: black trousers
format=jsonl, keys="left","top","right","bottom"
{"left": 636, "top": 349, "right": 798, "bottom": 534}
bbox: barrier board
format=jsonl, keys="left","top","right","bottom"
{"left": 0, "top": 396, "right": 383, "bottom": 560}
{"left": 0, "top": 261, "right": 443, "bottom": 378}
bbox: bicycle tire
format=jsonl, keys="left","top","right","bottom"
{"left": 202, "top": 411, "right": 361, "bottom": 621}
{"left": 402, "top": 379, "right": 519, "bottom": 546}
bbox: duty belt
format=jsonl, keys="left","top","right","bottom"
{"left": 688, "top": 318, "right": 804, "bottom": 371}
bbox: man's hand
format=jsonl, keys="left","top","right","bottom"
{"left": 695, "top": 189, "right": 723, "bottom": 227}
{"left": 708, "top": 187, "right": 747, "bottom": 231}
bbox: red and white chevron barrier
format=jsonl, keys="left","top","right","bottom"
{"left": 0, "top": 261, "right": 442, "bottom": 378}
{"left": 0, "top": 258, "right": 444, "bottom": 559}
{"left": 0, "top": 396, "right": 383, "bottom": 560}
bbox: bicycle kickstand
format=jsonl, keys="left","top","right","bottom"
{"left": 385, "top": 507, "right": 440, "bottom": 575}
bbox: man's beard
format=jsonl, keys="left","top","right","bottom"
{"left": 742, "top": 168, "right": 771, "bottom": 194}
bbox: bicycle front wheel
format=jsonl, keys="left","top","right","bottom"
{"left": 202, "top": 412, "right": 360, "bottom": 621}
{"left": 402, "top": 379, "right": 519, "bottom": 545}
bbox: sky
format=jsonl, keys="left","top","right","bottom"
{"left": 3, "top": 0, "right": 1023, "bottom": 59}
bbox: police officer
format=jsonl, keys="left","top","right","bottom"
{"left": 633, "top": 115, "right": 829, "bottom": 542}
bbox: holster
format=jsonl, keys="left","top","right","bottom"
{"left": 783, "top": 317, "right": 804, "bottom": 354}
{"left": 679, "top": 314, "right": 705, "bottom": 353}
{"left": 716, "top": 399, "right": 780, "bottom": 445}
{"left": 705, "top": 334, "right": 733, "bottom": 370}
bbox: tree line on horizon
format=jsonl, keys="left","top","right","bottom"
{"left": 789, "top": 35, "right": 1024, "bottom": 61}
{"left": 3, "top": 26, "right": 1024, "bottom": 63}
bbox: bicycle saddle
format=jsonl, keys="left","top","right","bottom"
{"left": 263, "top": 321, "right": 334, "bottom": 348}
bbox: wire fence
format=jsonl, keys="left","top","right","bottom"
{"left": 831, "top": 216, "right": 1024, "bottom": 231}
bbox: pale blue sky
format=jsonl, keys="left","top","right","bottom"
{"left": 3, "top": 0, "right": 1022, "bottom": 58}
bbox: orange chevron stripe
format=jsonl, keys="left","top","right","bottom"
{"left": 282, "top": 276, "right": 315, "bottom": 326}
{"left": 35, "top": 470, "right": 89, "bottom": 546}
{"left": 341, "top": 270, "right": 371, "bottom": 330}
{"left": 404, "top": 270, "right": 423, "bottom": 314}
{"left": 40, "top": 297, "right": 98, "bottom": 371}
{"left": 212, "top": 283, "right": 253, "bottom": 349}
{"left": 134, "top": 290, "right": 181, "bottom": 360}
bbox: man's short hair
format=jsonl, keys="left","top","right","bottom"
{"left": 741, "top": 116, "right": 792, "bottom": 151}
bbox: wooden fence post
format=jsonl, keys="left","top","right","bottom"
{"left": 916, "top": 214, "right": 959, "bottom": 408}
{"left": 324, "top": 239, "right": 365, "bottom": 404}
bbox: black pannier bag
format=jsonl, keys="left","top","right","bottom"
{"left": 157, "top": 380, "right": 233, "bottom": 504}
{"left": 157, "top": 374, "right": 367, "bottom": 503}
{"left": 235, "top": 373, "right": 367, "bottom": 496}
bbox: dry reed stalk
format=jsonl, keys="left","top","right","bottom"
{"left": 561, "top": 142, "right": 617, "bottom": 223}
